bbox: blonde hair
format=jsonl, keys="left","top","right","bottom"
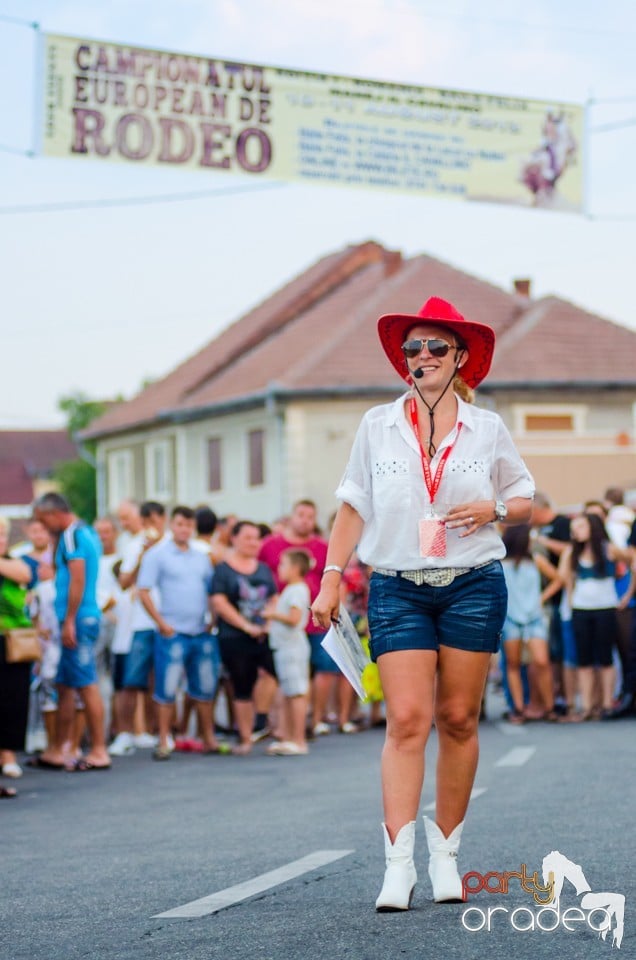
{"left": 0, "top": 516, "right": 10, "bottom": 537}
{"left": 453, "top": 375, "right": 475, "bottom": 404}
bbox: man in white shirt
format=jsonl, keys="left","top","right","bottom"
{"left": 94, "top": 516, "right": 121, "bottom": 738}
{"left": 108, "top": 501, "right": 167, "bottom": 756}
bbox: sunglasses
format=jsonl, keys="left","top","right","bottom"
{"left": 401, "top": 338, "right": 459, "bottom": 359}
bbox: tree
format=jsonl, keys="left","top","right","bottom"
{"left": 52, "top": 392, "right": 108, "bottom": 522}
{"left": 58, "top": 393, "right": 107, "bottom": 437}
{"left": 52, "top": 458, "right": 98, "bottom": 523}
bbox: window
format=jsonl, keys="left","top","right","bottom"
{"left": 107, "top": 450, "right": 133, "bottom": 510}
{"left": 514, "top": 404, "right": 586, "bottom": 436}
{"left": 207, "top": 437, "right": 222, "bottom": 491}
{"left": 145, "top": 440, "right": 172, "bottom": 499}
{"left": 525, "top": 414, "right": 575, "bottom": 431}
{"left": 248, "top": 429, "right": 264, "bottom": 486}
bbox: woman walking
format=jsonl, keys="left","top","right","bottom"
{"left": 312, "top": 297, "right": 534, "bottom": 910}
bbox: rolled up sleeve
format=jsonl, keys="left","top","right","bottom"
{"left": 137, "top": 549, "right": 159, "bottom": 592}
{"left": 335, "top": 416, "right": 373, "bottom": 521}
{"left": 492, "top": 418, "right": 535, "bottom": 501}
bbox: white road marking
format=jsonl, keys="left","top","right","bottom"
{"left": 152, "top": 849, "right": 354, "bottom": 919}
{"left": 422, "top": 787, "right": 487, "bottom": 812}
{"left": 495, "top": 746, "right": 536, "bottom": 767}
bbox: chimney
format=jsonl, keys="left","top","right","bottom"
{"left": 513, "top": 278, "right": 532, "bottom": 298}
{"left": 383, "top": 249, "right": 403, "bottom": 277}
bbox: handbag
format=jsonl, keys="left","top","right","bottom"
{"left": 4, "top": 627, "right": 41, "bottom": 664}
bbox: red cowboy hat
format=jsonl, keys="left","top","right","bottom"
{"left": 377, "top": 296, "right": 495, "bottom": 388}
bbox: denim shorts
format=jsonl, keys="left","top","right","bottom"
{"left": 309, "top": 632, "right": 340, "bottom": 674}
{"left": 561, "top": 617, "right": 577, "bottom": 668}
{"left": 112, "top": 652, "right": 127, "bottom": 692}
{"left": 38, "top": 676, "right": 58, "bottom": 712}
{"left": 367, "top": 561, "right": 507, "bottom": 661}
{"left": 153, "top": 632, "right": 220, "bottom": 705}
{"left": 502, "top": 616, "right": 547, "bottom": 643}
{"left": 123, "top": 629, "right": 156, "bottom": 690}
{"left": 56, "top": 618, "right": 100, "bottom": 688}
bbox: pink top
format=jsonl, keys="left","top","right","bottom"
{"left": 259, "top": 534, "right": 328, "bottom": 634}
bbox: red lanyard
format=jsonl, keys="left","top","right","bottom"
{"left": 409, "top": 396, "right": 462, "bottom": 505}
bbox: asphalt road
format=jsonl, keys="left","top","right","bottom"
{"left": 3, "top": 699, "right": 635, "bottom": 960}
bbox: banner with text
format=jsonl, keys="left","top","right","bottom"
{"left": 41, "top": 34, "right": 585, "bottom": 212}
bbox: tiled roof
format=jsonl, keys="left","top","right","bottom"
{"left": 0, "top": 431, "right": 77, "bottom": 473}
{"left": 0, "top": 430, "right": 77, "bottom": 506}
{"left": 82, "top": 242, "right": 636, "bottom": 440}
{"left": 0, "top": 461, "right": 33, "bottom": 506}
{"left": 490, "top": 297, "right": 636, "bottom": 384}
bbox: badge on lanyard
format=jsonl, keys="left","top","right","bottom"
{"left": 409, "top": 397, "right": 462, "bottom": 560}
{"left": 419, "top": 517, "right": 447, "bottom": 558}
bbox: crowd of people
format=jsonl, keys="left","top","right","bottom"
{"left": 499, "top": 487, "right": 636, "bottom": 726}
{"left": 0, "top": 494, "right": 378, "bottom": 796}
{"left": 0, "top": 482, "right": 635, "bottom": 800}
{"left": 4, "top": 294, "right": 632, "bottom": 923}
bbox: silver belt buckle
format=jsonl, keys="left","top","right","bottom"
{"left": 402, "top": 568, "right": 456, "bottom": 587}
{"left": 374, "top": 566, "right": 474, "bottom": 586}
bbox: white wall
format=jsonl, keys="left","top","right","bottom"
{"left": 284, "top": 398, "right": 385, "bottom": 528}
{"left": 178, "top": 408, "right": 285, "bottom": 521}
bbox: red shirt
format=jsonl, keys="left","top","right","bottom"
{"left": 258, "top": 534, "right": 328, "bottom": 635}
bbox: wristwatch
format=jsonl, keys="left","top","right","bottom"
{"left": 494, "top": 500, "right": 508, "bottom": 522}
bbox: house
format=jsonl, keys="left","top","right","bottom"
{"left": 0, "top": 430, "right": 78, "bottom": 540}
{"left": 82, "top": 241, "right": 636, "bottom": 522}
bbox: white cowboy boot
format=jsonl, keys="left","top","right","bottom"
{"left": 423, "top": 816, "right": 465, "bottom": 902}
{"left": 375, "top": 821, "right": 417, "bottom": 912}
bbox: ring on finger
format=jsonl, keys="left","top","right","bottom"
{"left": 468, "top": 516, "right": 474, "bottom": 523}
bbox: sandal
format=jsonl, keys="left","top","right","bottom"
{"left": 152, "top": 746, "right": 172, "bottom": 761}
{"left": 2, "top": 762, "right": 22, "bottom": 779}
{"left": 0, "top": 785, "right": 17, "bottom": 798}
{"left": 66, "top": 758, "right": 112, "bottom": 772}
{"left": 559, "top": 711, "right": 594, "bottom": 723}
{"left": 203, "top": 743, "right": 232, "bottom": 755}
{"left": 26, "top": 756, "right": 65, "bottom": 770}
{"left": 508, "top": 709, "right": 525, "bottom": 726}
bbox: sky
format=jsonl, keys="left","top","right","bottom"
{"left": 1, "top": 0, "right": 635, "bottom": 427}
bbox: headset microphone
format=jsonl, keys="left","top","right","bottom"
{"left": 408, "top": 353, "right": 464, "bottom": 456}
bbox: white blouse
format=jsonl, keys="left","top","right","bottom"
{"left": 336, "top": 393, "right": 535, "bottom": 570}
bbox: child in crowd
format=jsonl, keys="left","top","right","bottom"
{"left": 263, "top": 549, "right": 311, "bottom": 756}
{"left": 501, "top": 524, "right": 558, "bottom": 723}
{"left": 28, "top": 558, "right": 60, "bottom": 752}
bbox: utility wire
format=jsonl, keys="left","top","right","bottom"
{"left": 590, "top": 117, "right": 636, "bottom": 134}
{"left": 0, "top": 14, "right": 39, "bottom": 29}
{"left": 0, "top": 180, "right": 287, "bottom": 215}
{"left": 589, "top": 96, "right": 636, "bottom": 104}
{"left": 0, "top": 143, "right": 34, "bottom": 157}
{"left": 588, "top": 213, "right": 636, "bottom": 222}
